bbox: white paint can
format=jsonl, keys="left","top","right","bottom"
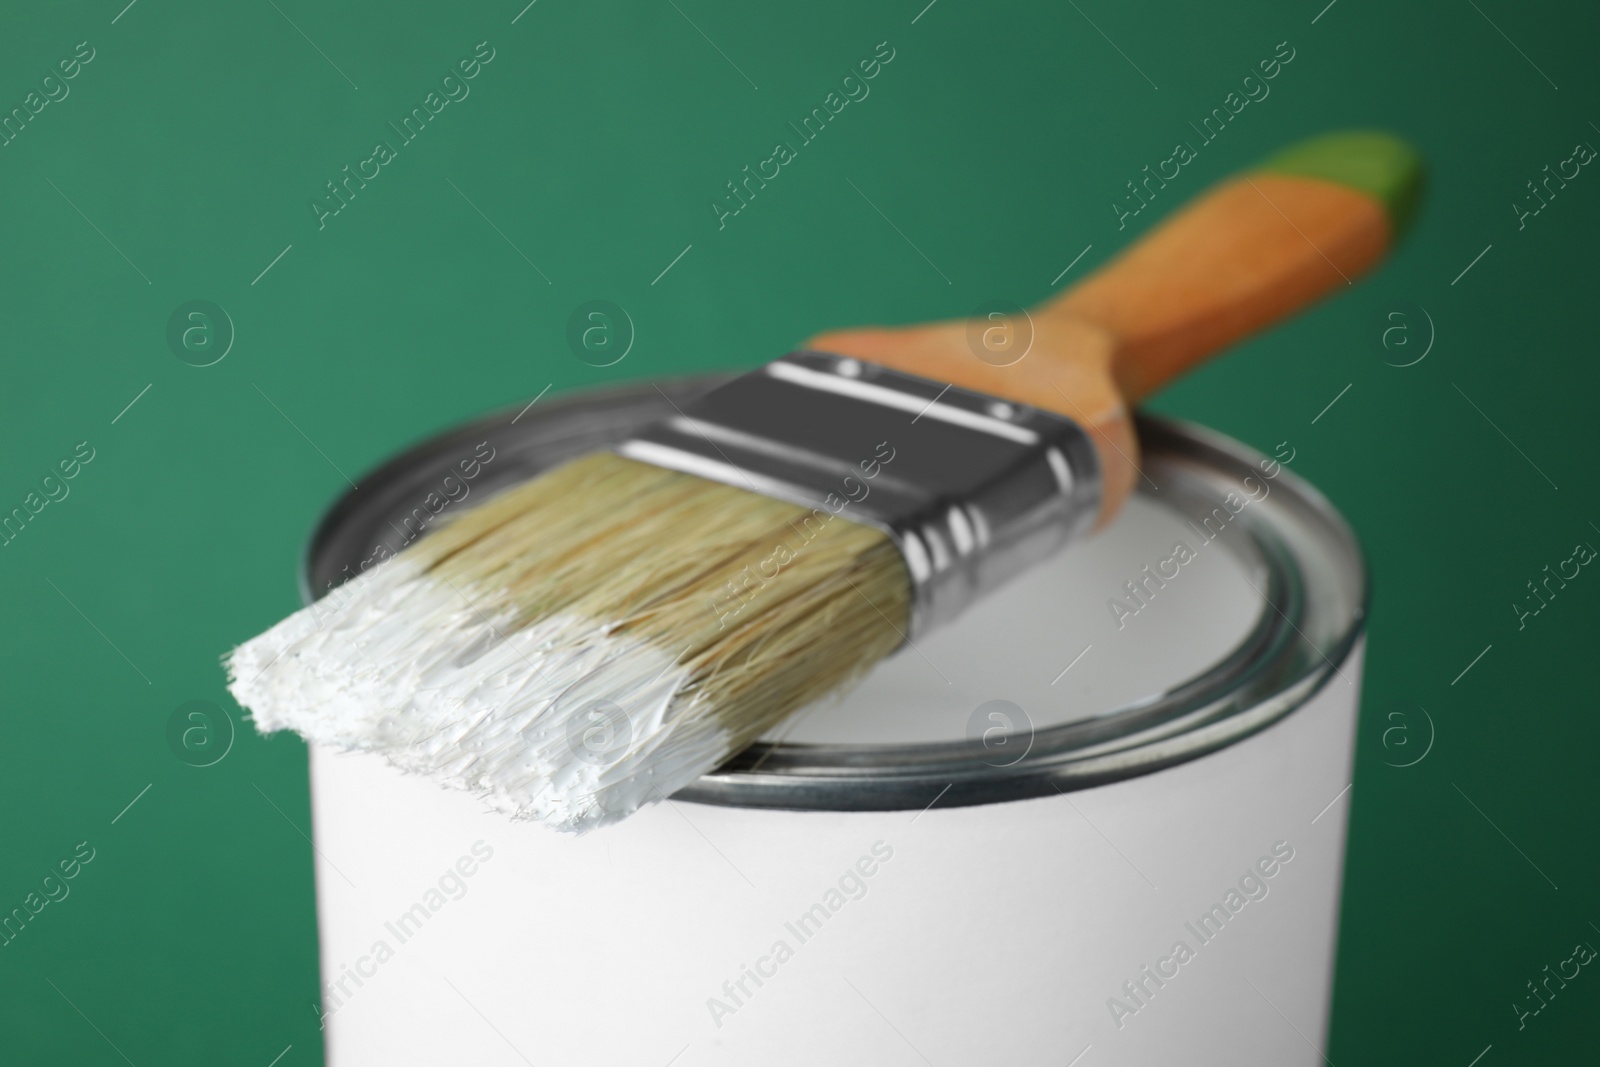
{"left": 299, "top": 381, "right": 1364, "bottom": 1066}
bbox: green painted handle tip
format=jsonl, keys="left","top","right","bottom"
{"left": 1261, "top": 130, "right": 1424, "bottom": 240}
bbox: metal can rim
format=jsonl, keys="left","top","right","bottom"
{"left": 299, "top": 377, "right": 1368, "bottom": 812}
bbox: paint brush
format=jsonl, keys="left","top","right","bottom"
{"left": 227, "top": 131, "right": 1421, "bottom": 832}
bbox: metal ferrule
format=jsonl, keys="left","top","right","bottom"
{"left": 616, "top": 351, "right": 1102, "bottom": 638}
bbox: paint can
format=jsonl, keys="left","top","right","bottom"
{"left": 299, "top": 378, "right": 1365, "bottom": 1066}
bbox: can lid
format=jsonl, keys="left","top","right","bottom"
{"left": 302, "top": 379, "right": 1366, "bottom": 814}
{"left": 762, "top": 491, "right": 1266, "bottom": 748}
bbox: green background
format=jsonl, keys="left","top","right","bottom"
{"left": 1, "top": 0, "right": 1595, "bottom": 1063}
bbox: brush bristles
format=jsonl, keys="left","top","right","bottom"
{"left": 226, "top": 452, "right": 910, "bottom": 832}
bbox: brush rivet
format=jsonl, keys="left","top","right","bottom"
{"left": 987, "top": 401, "right": 1016, "bottom": 420}
{"left": 835, "top": 358, "right": 863, "bottom": 378}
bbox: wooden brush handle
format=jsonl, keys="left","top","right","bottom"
{"left": 809, "top": 130, "right": 1423, "bottom": 526}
